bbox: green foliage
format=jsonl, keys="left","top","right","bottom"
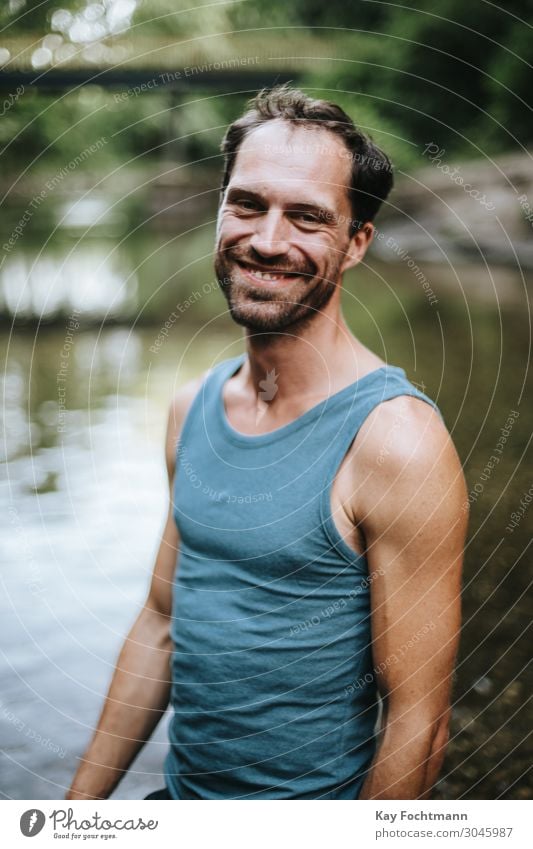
{"left": 303, "top": 31, "right": 420, "bottom": 171}
{"left": 483, "top": 18, "right": 533, "bottom": 152}
{"left": 228, "top": 0, "right": 533, "bottom": 158}
{"left": 132, "top": 0, "right": 234, "bottom": 37}
{"left": 166, "top": 92, "right": 237, "bottom": 165}
{"left": 0, "top": 85, "right": 170, "bottom": 173}
{"left": 374, "top": 0, "right": 533, "bottom": 155}
{"left": 0, "top": 0, "right": 530, "bottom": 179}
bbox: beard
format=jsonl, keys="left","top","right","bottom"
{"left": 214, "top": 245, "right": 343, "bottom": 333}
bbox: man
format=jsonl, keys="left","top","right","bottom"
{"left": 67, "top": 86, "right": 468, "bottom": 801}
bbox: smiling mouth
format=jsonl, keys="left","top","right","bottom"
{"left": 235, "top": 261, "right": 305, "bottom": 283}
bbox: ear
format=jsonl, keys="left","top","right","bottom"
{"left": 340, "top": 222, "right": 374, "bottom": 273}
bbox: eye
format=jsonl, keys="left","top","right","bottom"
{"left": 294, "top": 211, "right": 322, "bottom": 227}
{"left": 234, "top": 198, "right": 260, "bottom": 212}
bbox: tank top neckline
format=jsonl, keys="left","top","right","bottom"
{"left": 214, "top": 352, "right": 406, "bottom": 446}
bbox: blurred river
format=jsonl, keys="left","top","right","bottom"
{"left": 1, "top": 197, "right": 531, "bottom": 799}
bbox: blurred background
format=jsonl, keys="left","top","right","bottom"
{"left": 0, "top": 0, "right": 531, "bottom": 800}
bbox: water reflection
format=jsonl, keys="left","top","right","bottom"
{"left": 1, "top": 321, "right": 241, "bottom": 798}
{"left": 0, "top": 245, "right": 138, "bottom": 319}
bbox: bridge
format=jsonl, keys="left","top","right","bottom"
{"left": 0, "top": 32, "right": 334, "bottom": 91}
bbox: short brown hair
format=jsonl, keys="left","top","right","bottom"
{"left": 220, "top": 84, "right": 393, "bottom": 235}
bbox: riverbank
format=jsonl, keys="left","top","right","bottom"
{"left": 375, "top": 149, "right": 533, "bottom": 270}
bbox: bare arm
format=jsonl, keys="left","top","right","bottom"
{"left": 351, "top": 397, "right": 468, "bottom": 799}
{"left": 66, "top": 379, "right": 202, "bottom": 800}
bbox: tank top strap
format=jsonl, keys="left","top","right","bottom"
{"left": 319, "top": 364, "right": 444, "bottom": 564}
{"left": 177, "top": 354, "right": 245, "bottom": 450}
{"left": 327, "top": 364, "right": 443, "bottom": 471}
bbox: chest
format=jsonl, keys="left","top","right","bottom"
{"left": 175, "top": 425, "right": 367, "bottom": 573}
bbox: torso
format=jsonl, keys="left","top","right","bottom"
{"left": 222, "top": 356, "right": 386, "bottom": 560}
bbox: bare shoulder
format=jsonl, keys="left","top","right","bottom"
{"left": 356, "top": 393, "right": 455, "bottom": 468}
{"left": 168, "top": 374, "right": 206, "bottom": 431}
{"left": 351, "top": 394, "right": 468, "bottom": 533}
{"left": 164, "top": 373, "right": 207, "bottom": 480}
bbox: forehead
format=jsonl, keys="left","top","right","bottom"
{"left": 229, "top": 120, "right": 352, "bottom": 204}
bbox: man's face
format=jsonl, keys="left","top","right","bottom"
{"left": 215, "top": 120, "right": 367, "bottom": 333}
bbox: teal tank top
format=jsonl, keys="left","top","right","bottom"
{"left": 164, "top": 353, "right": 442, "bottom": 799}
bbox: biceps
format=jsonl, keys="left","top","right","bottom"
{"left": 367, "top": 538, "right": 463, "bottom": 713}
{"left": 145, "top": 507, "right": 180, "bottom": 618}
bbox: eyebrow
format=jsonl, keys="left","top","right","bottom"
{"left": 225, "top": 186, "right": 338, "bottom": 223}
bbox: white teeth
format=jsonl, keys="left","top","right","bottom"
{"left": 240, "top": 264, "right": 296, "bottom": 281}
{"left": 251, "top": 269, "right": 279, "bottom": 281}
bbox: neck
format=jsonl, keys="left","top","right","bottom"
{"left": 242, "top": 300, "right": 368, "bottom": 402}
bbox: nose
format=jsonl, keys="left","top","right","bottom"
{"left": 249, "top": 210, "right": 290, "bottom": 258}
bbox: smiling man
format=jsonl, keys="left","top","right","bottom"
{"left": 67, "top": 86, "right": 468, "bottom": 801}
